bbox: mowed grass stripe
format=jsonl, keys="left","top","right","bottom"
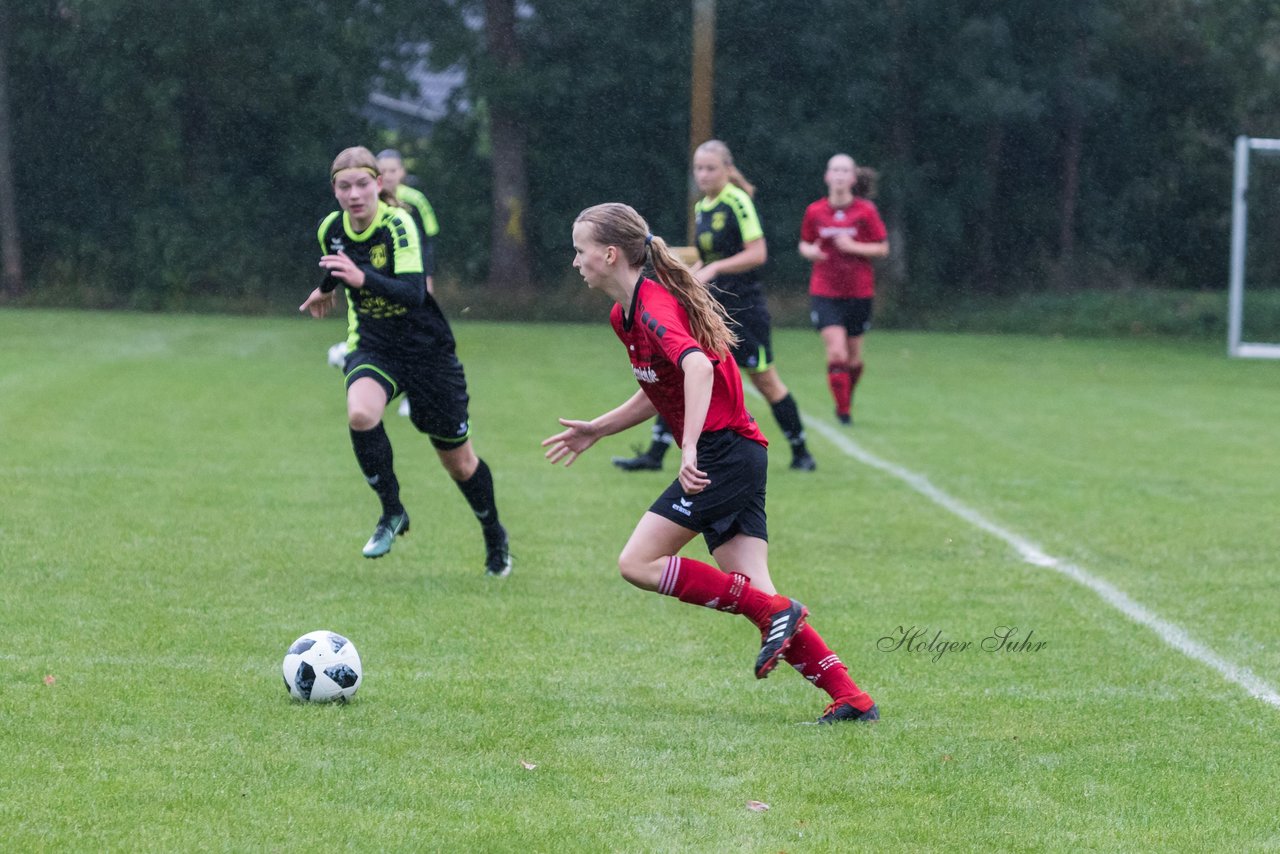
{"left": 793, "top": 405, "right": 1280, "bottom": 709}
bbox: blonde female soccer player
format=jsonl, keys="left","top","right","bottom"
{"left": 544, "top": 202, "right": 878, "bottom": 723}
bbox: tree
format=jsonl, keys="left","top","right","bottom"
{"left": 482, "top": 0, "right": 532, "bottom": 288}
{"left": 4, "top": 0, "right": 419, "bottom": 307}
{"left": 0, "top": 4, "right": 22, "bottom": 297}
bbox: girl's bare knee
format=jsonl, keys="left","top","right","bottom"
{"left": 348, "top": 409, "right": 381, "bottom": 431}
{"left": 617, "top": 551, "right": 659, "bottom": 589}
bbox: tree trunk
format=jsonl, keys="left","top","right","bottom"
{"left": 485, "top": 0, "right": 531, "bottom": 289}
{"left": 0, "top": 12, "right": 24, "bottom": 297}
{"left": 687, "top": 0, "right": 715, "bottom": 244}
{"left": 883, "top": 0, "right": 911, "bottom": 294}
{"left": 975, "top": 122, "right": 1004, "bottom": 290}
{"left": 1058, "top": 105, "right": 1083, "bottom": 268}
{"left": 1058, "top": 32, "right": 1088, "bottom": 274}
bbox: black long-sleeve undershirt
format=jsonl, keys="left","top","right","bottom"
{"left": 320, "top": 267, "right": 424, "bottom": 308}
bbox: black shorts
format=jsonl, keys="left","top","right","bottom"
{"left": 724, "top": 299, "right": 774, "bottom": 373}
{"left": 648, "top": 429, "right": 768, "bottom": 553}
{"left": 811, "top": 296, "right": 873, "bottom": 337}
{"left": 344, "top": 348, "right": 471, "bottom": 449}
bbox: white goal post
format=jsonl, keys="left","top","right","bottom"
{"left": 1228, "top": 135, "right": 1280, "bottom": 358}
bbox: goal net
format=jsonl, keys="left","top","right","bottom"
{"left": 1228, "top": 136, "right": 1280, "bottom": 358}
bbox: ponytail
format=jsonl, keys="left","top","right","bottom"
{"left": 855, "top": 166, "right": 880, "bottom": 199}
{"left": 648, "top": 235, "right": 739, "bottom": 357}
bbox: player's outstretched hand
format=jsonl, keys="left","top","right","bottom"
{"left": 678, "top": 446, "right": 709, "bottom": 494}
{"left": 300, "top": 288, "right": 336, "bottom": 318}
{"left": 542, "top": 419, "right": 600, "bottom": 467}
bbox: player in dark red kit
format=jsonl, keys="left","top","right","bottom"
{"left": 799, "top": 154, "right": 889, "bottom": 425}
{"left": 543, "top": 202, "right": 878, "bottom": 724}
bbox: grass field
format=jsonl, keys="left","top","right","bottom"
{"left": 3, "top": 308, "right": 1280, "bottom": 851}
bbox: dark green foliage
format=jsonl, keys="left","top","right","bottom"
{"left": 5, "top": 0, "right": 1280, "bottom": 319}
{"left": 6, "top": 0, "right": 414, "bottom": 309}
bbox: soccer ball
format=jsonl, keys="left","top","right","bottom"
{"left": 282, "top": 630, "right": 363, "bottom": 702}
{"left": 327, "top": 341, "right": 349, "bottom": 369}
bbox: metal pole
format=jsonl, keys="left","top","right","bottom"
{"left": 688, "top": 0, "right": 715, "bottom": 245}
{"left": 1227, "top": 135, "right": 1249, "bottom": 357}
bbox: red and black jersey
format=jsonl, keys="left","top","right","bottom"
{"left": 610, "top": 278, "right": 767, "bottom": 449}
{"left": 800, "top": 197, "right": 887, "bottom": 299}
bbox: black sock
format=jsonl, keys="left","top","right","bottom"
{"left": 455, "top": 458, "right": 501, "bottom": 530}
{"left": 647, "top": 415, "right": 674, "bottom": 460}
{"left": 350, "top": 424, "right": 403, "bottom": 517}
{"left": 770, "top": 394, "right": 809, "bottom": 454}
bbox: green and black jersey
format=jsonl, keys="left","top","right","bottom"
{"left": 694, "top": 183, "right": 765, "bottom": 306}
{"left": 316, "top": 201, "right": 455, "bottom": 356}
{"left": 396, "top": 184, "right": 439, "bottom": 276}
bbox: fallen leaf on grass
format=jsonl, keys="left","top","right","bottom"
{"left": 520, "top": 760, "right": 538, "bottom": 770}
{"left": 43, "top": 675, "right": 56, "bottom": 686}
{"left": 746, "top": 800, "right": 769, "bottom": 812}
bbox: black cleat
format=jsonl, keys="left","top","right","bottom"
{"left": 836, "top": 412, "right": 852, "bottom": 426}
{"left": 790, "top": 452, "right": 817, "bottom": 471}
{"left": 483, "top": 524, "right": 512, "bottom": 577}
{"left": 815, "top": 701, "right": 880, "bottom": 724}
{"left": 755, "top": 599, "right": 808, "bottom": 679}
{"left": 363, "top": 512, "right": 409, "bottom": 559}
{"left": 611, "top": 451, "right": 664, "bottom": 471}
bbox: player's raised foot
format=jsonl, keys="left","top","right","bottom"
{"left": 362, "top": 511, "right": 410, "bottom": 559}
{"left": 836, "top": 411, "right": 852, "bottom": 426}
{"left": 790, "top": 451, "right": 817, "bottom": 471}
{"left": 483, "top": 524, "right": 512, "bottom": 577}
{"left": 755, "top": 598, "right": 808, "bottom": 679}
{"left": 814, "top": 701, "right": 880, "bottom": 725}
{"left": 611, "top": 450, "right": 664, "bottom": 471}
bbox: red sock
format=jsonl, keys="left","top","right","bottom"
{"left": 785, "top": 623, "right": 875, "bottom": 711}
{"left": 658, "top": 556, "right": 785, "bottom": 628}
{"left": 827, "top": 364, "right": 852, "bottom": 416}
{"left": 849, "top": 361, "right": 865, "bottom": 393}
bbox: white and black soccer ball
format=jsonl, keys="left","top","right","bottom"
{"left": 327, "top": 341, "right": 349, "bottom": 369}
{"left": 282, "top": 630, "right": 362, "bottom": 702}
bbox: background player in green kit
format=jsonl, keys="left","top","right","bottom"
{"left": 613, "top": 140, "right": 817, "bottom": 473}
{"left": 376, "top": 148, "right": 440, "bottom": 294}
{"left": 300, "top": 146, "right": 511, "bottom": 576}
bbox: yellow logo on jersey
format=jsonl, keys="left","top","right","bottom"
{"left": 711, "top": 211, "right": 727, "bottom": 232}
{"left": 359, "top": 294, "right": 408, "bottom": 318}
{"left": 370, "top": 244, "right": 387, "bottom": 269}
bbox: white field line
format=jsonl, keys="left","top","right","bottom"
{"left": 797, "top": 409, "right": 1280, "bottom": 708}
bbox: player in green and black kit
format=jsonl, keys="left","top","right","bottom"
{"left": 377, "top": 149, "right": 440, "bottom": 293}
{"left": 327, "top": 150, "right": 441, "bottom": 415}
{"left": 301, "top": 146, "right": 511, "bottom": 576}
{"left": 613, "top": 140, "right": 816, "bottom": 472}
